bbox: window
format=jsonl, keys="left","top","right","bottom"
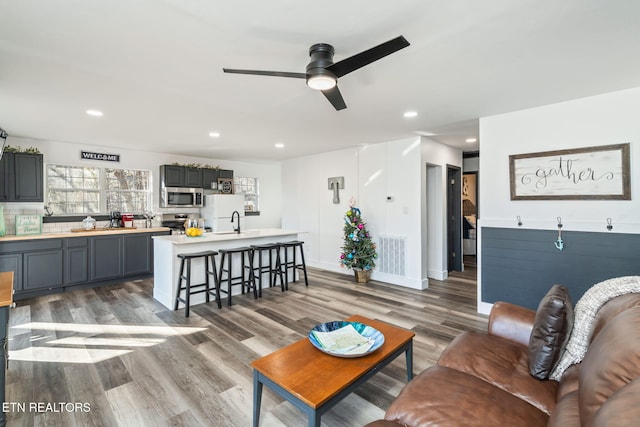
{"left": 47, "top": 165, "right": 100, "bottom": 214}
{"left": 234, "top": 176, "right": 259, "bottom": 212}
{"left": 105, "top": 168, "right": 150, "bottom": 213}
{"left": 46, "top": 165, "right": 151, "bottom": 215}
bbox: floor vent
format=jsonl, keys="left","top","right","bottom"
{"left": 377, "top": 235, "right": 406, "bottom": 276}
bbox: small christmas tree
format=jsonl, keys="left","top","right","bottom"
{"left": 340, "top": 198, "right": 377, "bottom": 274}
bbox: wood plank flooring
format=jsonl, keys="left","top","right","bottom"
{"left": 6, "top": 267, "right": 485, "bottom": 426}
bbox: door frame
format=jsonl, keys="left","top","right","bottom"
{"left": 447, "top": 165, "right": 462, "bottom": 272}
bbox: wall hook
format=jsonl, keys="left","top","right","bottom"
{"left": 554, "top": 217, "right": 564, "bottom": 251}
{"left": 606, "top": 218, "right": 613, "bottom": 231}
{"left": 517, "top": 216, "right": 523, "bottom": 227}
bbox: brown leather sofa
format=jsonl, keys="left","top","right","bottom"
{"left": 365, "top": 293, "right": 640, "bottom": 427}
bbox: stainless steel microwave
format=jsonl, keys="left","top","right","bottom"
{"left": 161, "top": 187, "right": 204, "bottom": 208}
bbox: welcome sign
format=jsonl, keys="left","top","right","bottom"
{"left": 81, "top": 151, "right": 120, "bottom": 162}
{"left": 509, "top": 143, "right": 630, "bottom": 200}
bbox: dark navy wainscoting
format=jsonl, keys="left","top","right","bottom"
{"left": 481, "top": 227, "right": 640, "bottom": 310}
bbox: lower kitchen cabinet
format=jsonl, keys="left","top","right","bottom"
{"left": 65, "top": 237, "right": 89, "bottom": 285}
{"left": 24, "top": 249, "right": 63, "bottom": 291}
{"left": 90, "top": 235, "right": 123, "bottom": 281}
{"left": 123, "top": 234, "right": 151, "bottom": 275}
{"left": 0, "top": 254, "right": 22, "bottom": 292}
{"left": 0, "top": 230, "right": 169, "bottom": 300}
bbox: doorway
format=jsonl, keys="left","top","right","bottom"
{"left": 447, "top": 165, "right": 462, "bottom": 272}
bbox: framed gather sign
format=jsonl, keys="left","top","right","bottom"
{"left": 509, "top": 143, "right": 630, "bottom": 200}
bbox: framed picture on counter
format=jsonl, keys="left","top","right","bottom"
{"left": 218, "top": 178, "right": 234, "bottom": 194}
{"left": 16, "top": 215, "right": 42, "bottom": 236}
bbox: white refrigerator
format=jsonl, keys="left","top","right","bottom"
{"left": 201, "top": 194, "right": 245, "bottom": 232}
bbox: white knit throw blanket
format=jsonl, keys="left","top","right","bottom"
{"left": 550, "top": 276, "right": 640, "bottom": 381}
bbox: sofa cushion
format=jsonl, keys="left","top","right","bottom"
{"left": 384, "top": 365, "right": 549, "bottom": 427}
{"left": 587, "top": 378, "right": 640, "bottom": 427}
{"left": 547, "top": 390, "right": 580, "bottom": 427}
{"left": 528, "top": 285, "right": 574, "bottom": 379}
{"left": 556, "top": 363, "right": 581, "bottom": 400}
{"left": 437, "top": 331, "right": 557, "bottom": 414}
{"left": 579, "top": 306, "right": 640, "bottom": 424}
{"left": 590, "top": 292, "right": 640, "bottom": 342}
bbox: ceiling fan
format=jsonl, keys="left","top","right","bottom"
{"left": 223, "top": 35, "right": 410, "bottom": 111}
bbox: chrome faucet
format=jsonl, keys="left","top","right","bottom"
{"left": 231, "top": 210, "right": 241, "bottom": 234}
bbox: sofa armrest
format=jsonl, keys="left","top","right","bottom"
{"left": 488, "top": 301, "right": 536, "bottom": 347}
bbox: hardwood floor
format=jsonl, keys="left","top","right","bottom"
{"left": 6, "top": 267, "right": 485, "bottom": 426}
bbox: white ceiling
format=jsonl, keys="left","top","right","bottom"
{"left": 1, "top": 0, "right": 640, "bottom": 162}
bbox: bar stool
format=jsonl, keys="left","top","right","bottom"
{"left": 278, "top": 240, "right": 309, "bottom": 288}
{"left": 218, "top": 247, "right": 258, "bottom": 306}
{"left": 174, "top": 250, "right": 220, "bottom": 317}
{"left": 250, "top": 243, "right": 285, "bottom": 296}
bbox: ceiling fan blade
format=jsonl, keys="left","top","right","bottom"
{"left": 322, "top": 86, "right": 347, "bottom": 111}
{"left": 223, "top": 68, "right": 307, "bottom": 79}
{"left": 326, "top": 36, "right": 410, "bottom": 78}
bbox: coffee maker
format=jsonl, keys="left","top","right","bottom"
{"left": 109, "top": 211, "right": 123, "bottom": 228}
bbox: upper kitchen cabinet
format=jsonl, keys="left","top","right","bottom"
{"left": 184, "top": 167, "right": 202, "bottom": 188}
{"left": 0, "top": 153, "right": 44, "bottom": 202}
{"left": 160, "top": 165, "right": 203, "bottom": 188}
{"left": 219, "top": 169, "right": 233, "bottom": 179}
{"left": 202, "top": 168, "right": 219, "bottom": 190}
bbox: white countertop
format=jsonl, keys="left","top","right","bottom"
{"left": 153, "top": 228, "right": 300, "bottom": 245}
{"left": 0, "top": 227, "right": 171, "bottom": 242}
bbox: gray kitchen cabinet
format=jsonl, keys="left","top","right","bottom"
{"left": 0, "top": 239, "right": 63, "bottom": 293}
{"left": 0, "top": 254, "right": 22, "bottom": 292}
{"left": 219, "top": 169, "right": 234, "bottom": 179}
{"left": 160, "top": 165, "right": 202, "bottom": 188}
{"left": 0, "top": 152, "right": 44, "bottom": 202}
{"left": 0, "top": 231, "right": 168, "bottom": 300}
{"left": 160, "top": 165, "right": 184, "bottom": 187}
{"left": 184, "top": 167, "right": 203, "bottom": 188}
{"left": 90, "top": 235, "right": 123, "bottom": 281}
{"left": 23, "top": 249, "right": 63, "bottom": 291}
{"left": 123, "top": 234, "right": 151, "bottom": 275}
{"left": 64, "top": 237, "right": 89, "bottom": 285}
{"left": 202, "top": 168, "right": 219, "bottom": 190}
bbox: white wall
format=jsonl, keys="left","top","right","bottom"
{"left": 3, "top": 136, "right": 282, "bottom": 231}
{"left": 283, "top": 136, "right": 460, "bottom": 290}
{"left": 479, "top": 87, "right": 640, "bottom": 233}
{"left": 478, "top": 86, "right": 640, "bottom": 313}
{"left": 282, "top": 147, "right": 360, "bottom": 272}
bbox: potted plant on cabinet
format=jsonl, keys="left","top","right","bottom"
{"left": 339, "top": 198, "right": 377, "bottom": 283}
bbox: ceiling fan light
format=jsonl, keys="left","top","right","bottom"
{"left": 307, "top": 75, "right": 336, "bottom": 91}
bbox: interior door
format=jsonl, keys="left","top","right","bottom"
{"left": 447, "top": 166, "right": 462, "bottom": 272}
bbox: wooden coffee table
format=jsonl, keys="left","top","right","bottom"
{"left": 251, "top": 315, "right": 415, "bottom": 427}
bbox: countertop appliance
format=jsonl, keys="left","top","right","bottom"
{"left": 161, "top": 214, "right": 188, "bottom": 235}
{"left": 109, "top": 211, "right": 123, "bottom": 228}
{"left": 201, "top": 194, "right": 245, "bottom": 233}
{"left": 161, "top": 187, "right": 204, "bottom": 208}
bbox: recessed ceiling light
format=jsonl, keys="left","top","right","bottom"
{"left": 403, "top": 111, "right": 418, "bottom": 118}
{"left": 208, "top": 131, "right": 221, "bottom": 138}
{"left": 86, "top": 109, "right": 103, "bottom": 117}
{"left": 465, "top": 138, "right": 477, "bottom": 143}
{"left": 274, "top": 143, "right": 285, "bottom": 149}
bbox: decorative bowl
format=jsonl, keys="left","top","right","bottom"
{"left": 308, "top": 321, "right": 384, "bottom": 358}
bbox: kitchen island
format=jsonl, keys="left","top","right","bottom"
{"left": 152, "top": 229, "right": 300, "bottom": 310}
